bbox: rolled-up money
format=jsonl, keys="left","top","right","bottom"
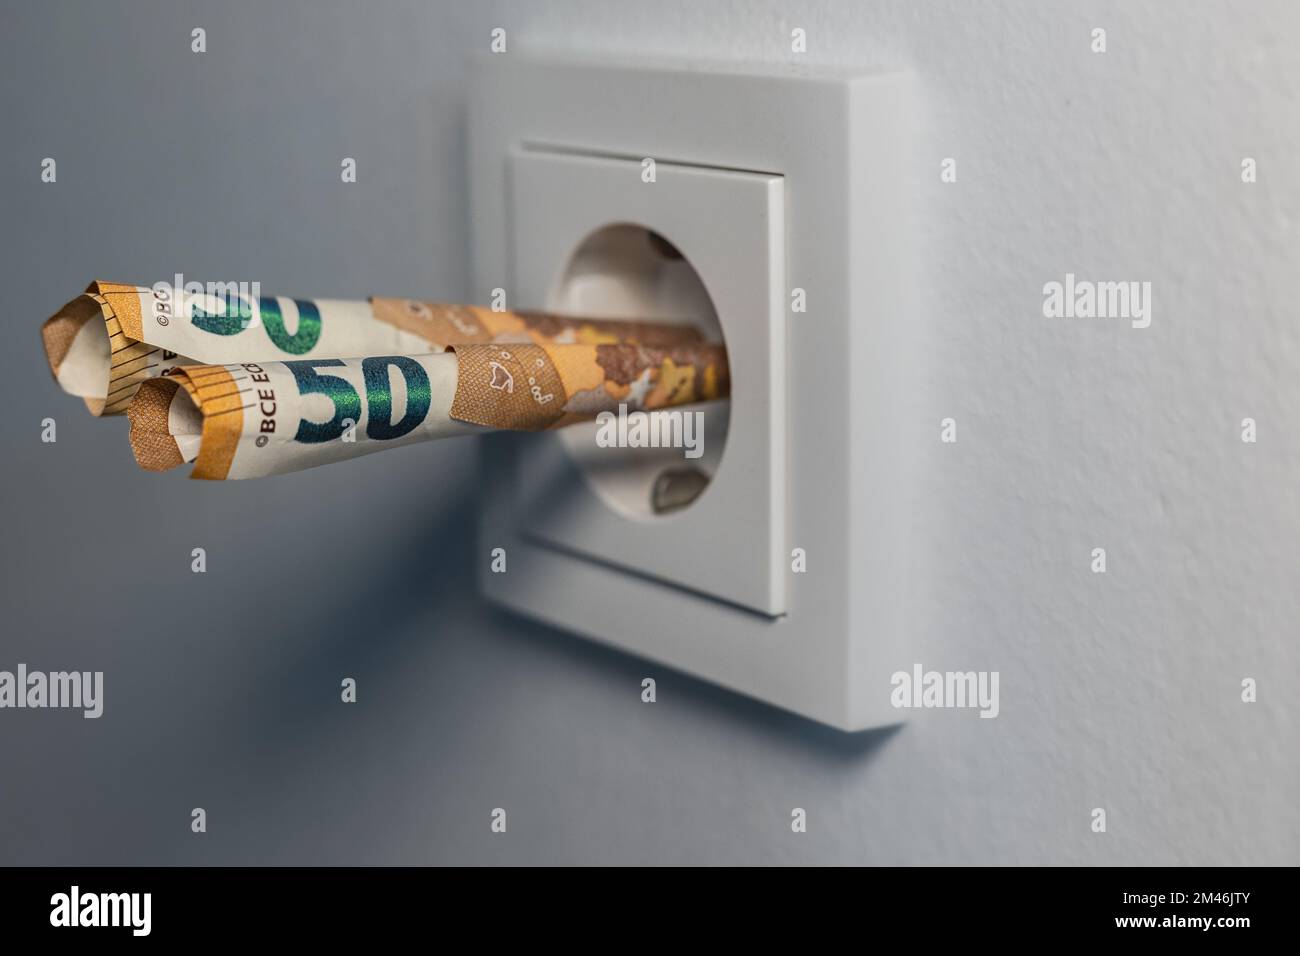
{"left": 128, "top": 341, "right": 730, "bottom": 480}
{"left": 42, "top": 281, "right": 705, "bottom": 416}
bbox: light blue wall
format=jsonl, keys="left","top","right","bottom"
{"left": 1, "top": 0, "right": 1295, "bottom": 864}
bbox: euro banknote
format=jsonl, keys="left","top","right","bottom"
{"left": 41, "top": 281, "right": 705, "bottom": 416}
{"left": 127, "top": 341, "right": 730, "bottom": 480}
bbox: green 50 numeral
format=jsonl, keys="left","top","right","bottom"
{"left": 192, "top": 296, "right": 322, "bottom": 355}
{"left": 284, "top": 358, "right": 432, "bottom": 444}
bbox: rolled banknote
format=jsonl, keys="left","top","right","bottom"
{"left": 41, "top": 280, "right": 706, "bottom": 416}
{"left": 128, "top": 341, "right": 730, "bottom": 480}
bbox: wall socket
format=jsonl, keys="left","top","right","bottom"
{"left": 469, "top": 54, "right": 912, "bottom": 731}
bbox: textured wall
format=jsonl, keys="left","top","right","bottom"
{"left": 0, "top": 0, "right": 1296, "bottom": 864}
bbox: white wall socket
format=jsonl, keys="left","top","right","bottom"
{"left": 469, "top": 55, "right": 912, "bottom": 731}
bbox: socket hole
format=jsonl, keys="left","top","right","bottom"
{"left": 651, "top": 466, "right": 711, "bottom": 514}
{"left": 546, "top": 223, "right": 729, "bottom": 521}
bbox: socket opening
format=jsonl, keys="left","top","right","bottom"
{"left": 546, "top": 223, "right": 730, "bottom": 520}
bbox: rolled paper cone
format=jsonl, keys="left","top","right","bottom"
{"left": 42, "top": 280, "right": 708, "bottom": 416}
{"left": 128, "top": 341, "right": 730, "bottom": 480}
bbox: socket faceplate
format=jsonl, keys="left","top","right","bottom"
{"left": 511, "top": 148, "right": 786, "bottom": 614}
{"left": 470, "top": 55, "right": 911, "bottom": 730}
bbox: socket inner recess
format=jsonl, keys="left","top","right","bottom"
{"left": 546, "top": 223, "right": 729, "bottom": 520}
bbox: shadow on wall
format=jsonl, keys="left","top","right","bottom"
{"left": 226, "top": 467, "right": 899, "bottom": 766}
{"left": 226, "top": 487, "right": 485, "bottom": 744}
{"left": 486, "top": 603, "right": 902, "bottom": 760}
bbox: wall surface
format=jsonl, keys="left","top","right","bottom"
{"left": 1, "top": 0, "right": 1296, "bottom": 864}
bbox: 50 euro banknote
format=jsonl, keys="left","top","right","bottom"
{"left": 128, "top": 341, "right": 730, "bottom": 480}
{"left": 41, "top": 281, "right": 706, "bottom": 416}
